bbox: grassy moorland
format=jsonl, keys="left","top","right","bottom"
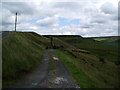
{"left": 92, "top": 36, "right": 120, "bottom": 46}
{"left": 49, "top": 35, "right": 119, "bottom": 63}
{"left": 2, "top": 32, "right": 119, "bottom": 88}
{"left": 55, "top": 50, "right": 99, "bottom": 88}
{"left": 51, "top": 35, "right": 119, "bottom": 88}
{"left": 55, "top": 49, "right": 119, "bottom": 88}
{"left": 2, "top": 31, "right": 49, "bottom": 87}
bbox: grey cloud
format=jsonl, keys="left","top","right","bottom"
{"left": 81, "top": 24, "right": 93, "bottom": 29}
{"left": 118, "top": 5, "right": 120, "bottom": 20}
{"left": 1, "top": 2, "right": 38, "bottom": 31}
{"left": 36, "top": 16, "right": 58, "bottom": 27}
{"left": 91, "top": 18, "right": 106, "bottom": 24}
{"left": 110, "top": 15, "right": 118, "bottom": 21}
{"left": 2, "top": 2, "right": 35, "bottom": 15}
{"left": 100, "top": 2, "right": 117, "bottom": 15}
{"left": 52, "top": 2, "right": 83, "bottom": 9}
{"left": 2, "top": 21, "right": 13, "bottom": 26}
{"left": 1, "top": 1, "right": 118, "bottom": 37}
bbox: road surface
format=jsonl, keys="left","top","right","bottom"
{"left": 8, "top": 49, "right": 79, "bottom": 88}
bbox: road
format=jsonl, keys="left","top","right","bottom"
{"left": 8, "top": 49, "right": 79, "bottom": 88}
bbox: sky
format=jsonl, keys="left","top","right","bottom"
{"left": 0, "top": 0, "right": 119, "bottom": 37}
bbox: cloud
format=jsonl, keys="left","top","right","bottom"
{"left": 1, "top": 0, "right": 118, "bottom": 37}
{"left": 2, "top": 2, "right": 35, "bottom": 15}
{"left": 100, "top": 2, "right": 117, "bottom": 15}
{"left": 36, "top": 16, "right": 59, "bottom": 27}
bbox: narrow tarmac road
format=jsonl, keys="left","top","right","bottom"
{"left": 9, "top": 49, "right": 79, "bottom": 88}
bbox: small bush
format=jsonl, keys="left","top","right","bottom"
{"left": 99, "top": 57, "right": 106, "bottom": 64}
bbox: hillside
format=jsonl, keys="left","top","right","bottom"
{"left": 51, "top": 36, "right": 119, "bottom": 88}
{"left": 2, "top": 32, "right": 119, "bottom": 88}
{"left": 45, "top": 35, "right": 119, "bottom": 87}
{"left": 48, "top": 35, "right": 119, "bottom": 63}
{"left": 2, "top": 31, "right": 50, "bottom": 86}
{"left": 91, "top": 36, "right": 120, "bottom": 41}
{"left": 92, "top": 36, "right": 120, "bottom": 47}
{"left": 2, "top": 32, "right": 80, "bottom": 87}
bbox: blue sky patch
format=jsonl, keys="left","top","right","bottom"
{"left": 70, "top": 19, "right": 80, "bottom": 25}
{"left": 27, "top": 17, "right": 80, "bottom": 27}
{"left": 58, "top": 17, "right": 68, "bottom": 21}
{"left": 26, "top": 17, "right": 44, "bottom": 23}
{"left": 58, "top": 17, "right": 80, "bottom": 26}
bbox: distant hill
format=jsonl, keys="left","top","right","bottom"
{"left": 47, "top": 35, "right": 119, "bottom": 62}
{"left": 90, "top": 36, "right": 120, "bottom": 41}
{"left": 89, "top": 36, "right": 120, "bottom": 46}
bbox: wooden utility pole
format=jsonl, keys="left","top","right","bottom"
{"left": 15, "top": 12, "right": 17, "bottom": 31}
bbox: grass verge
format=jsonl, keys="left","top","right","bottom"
{"left": 55, "top": 49, "right": 119, "bottom": 88}
{"left": 55, "top": 50, "right": 99, "bottom": 88}
{"left": 48, "top": 52, "right": 56, "bottom": 70}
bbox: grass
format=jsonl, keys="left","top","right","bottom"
{"left": 55, "top": 50, "right": 119, "bottom": 88}
{"left": 55, "top": 50, "right": 99, "bottom": 88}
{"left": 2, "top": 31, "right": 49, "bottom": 87}
{"left": 48, "top": 52, "right": 56, "bottom": 70}
{"left": 2, "top": 32, "right": 119, "bottom": 88}
{"left": 53, "top": 35, "right": 119, "bottom": 63}
{"left": 45, "top": 35, "right": 119, "bottom": 88}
